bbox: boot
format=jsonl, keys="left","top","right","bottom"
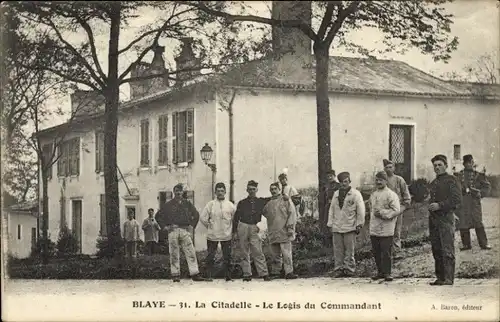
{"left": 242, "top": 276, "right": 252, "bottom": 282}
{"left": 442, "top": 256, "right": 455, "bottom": 285}
{"left": 192, "top": 274, "right": 211, "bottom": 282}
{"left": 285, "top": 273, "right": 298, "bottom": 280}
{"left": 459, "top": 229, "right": 472, "bottom": 250}
{"left": 475, "top": 227, "right": 491, "bottom": 249}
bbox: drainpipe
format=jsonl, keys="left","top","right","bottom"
{"left": 228, "top": 90, "right": 237, "bottom": 203}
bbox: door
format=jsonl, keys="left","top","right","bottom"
{"left": 71, "top": 200, "right": 83, "bottom": 253}
{"left": 389, "top": 125, "right": 413, "bottom": 183}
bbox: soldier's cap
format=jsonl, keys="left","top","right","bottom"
{"left": 270, "top": 182, "right": 281, "bottom": 189}
{"left": 375, "top": 171, "right": 388, "bottom": 181}
{"left": 247, "top": 180, "right": 258, "bottom": 187}
{"left": 383, "top": 159, "right": 394, "bottom": 167}
{"left": 215, "top": 182, "right": 226, "bottom": 191}
{"left": 337, "top": 172, "right": 350, "bottom": 182}
{"left": 173, "top": 183, "right": 184, "bottom": 191}
{"left": 463, "top": 154, "right": 474, "bottom": 163}
{"left": 278, "top": 173, "right": 287, "bottom": 179}
{"left": 431, "top": 154, "right": 448, "bottom": 165}
{"left": 326, "top": 169, "right": 336, "bottom": 175}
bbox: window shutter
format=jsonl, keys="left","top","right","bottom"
{"left": 95, "top": 132, "right": 100, "bottom": 172}
{"left": 172, "top": 112, "right": 178, "bottom": 164}
{"left": 60, "top": 196, "right": 66, "bottom": 229}
{"left": 158, "top": 115, "right": 168, "bottom": 165}
{"left": 100, "top": 194, "right": 107, "bottom": 236}
{"left": 186, "top": 190, "right": 195, "bottom": 205}
{"left": 57, "top": 145, "right": 63, "bottom": 176}
{"left": 186, "top": 109, "right": 194, "bottom": 163}
{"left": 42, "top": 144, "right": 53, "bottom": 179}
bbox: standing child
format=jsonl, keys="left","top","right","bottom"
{"left": 123, "top": 210, "right": 140, "bottom": 258}
{"left": 142, "top": 208, "right": 161, "bottom": 256}
{"left": 369, "top": 171, "right": 401, "bottom": 282}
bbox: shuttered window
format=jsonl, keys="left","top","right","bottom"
{"left": 172, "top": 109, "right": 194, "bottom": 164}
{"left": 57, "top": 138, "right": 80, "bottom": 177}
{"left": 95, "top": 132, "right": 105, "bottom": 173}
{"left": 140, "top": 119, "right": 150, "bottom": 167}
{"left": 158, "top": 191, "right": 173, "bottom": 209}
{"left": 158, "top": 115, "right": 169, "bottom": 165}
{"left": 99, "top": 194, "right": 107, "bottom": 236}
{"left": 42, "top": 143, "right": 53, "bottom": 179}
{"left": 60, "top": 196, "right": 66, "bottom": 229}
{"left": 185, "top": 190, "right": 195, "bottom": 205}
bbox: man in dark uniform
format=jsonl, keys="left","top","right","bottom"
{"left": 455, "top": 154, "right": 492, "bottom": 250}
{"left": 233, "top": 180, "right": 272, "bottom": 281}
{"left": 428, "top": 155, "right": 462, "bottom": 286}
{"left": 322, "top": 169, "right": 340, "bottom": 246}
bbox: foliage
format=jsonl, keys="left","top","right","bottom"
{"left": 409, "top": 178, "right": 430, "bottom": 203}
{"left": 32, "top": 236, "right": 57, "bottom": 258}
{"left": 56, "top": 225, "right": 80, "bottom": 256}
{"left": 292, "top": 216, "right": 326, "bottom": 260}
{"left": 486, "top": 174, "right": 500, "bottom": 198}
{"left": 95, "top": 236, "right": 125, "bottom": 258}
{"left": 440, "top": 52, "right": 498, "bottom": 84}
{"left": 297, "top": 186, "right": 319, "bottom": 217}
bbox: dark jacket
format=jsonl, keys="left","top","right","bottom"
{"left": 429, "top": 173, "right": 462, "bottom": 216}
{"left": 232, "top": 196, "right": 271, "bottom": 233}
{"left": 155, "top": 198, "right": 199, "bottom": 228}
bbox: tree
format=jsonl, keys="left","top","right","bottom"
{"left": 186, "top": 0, "right": 459, "bottom": 233}
{"left": 11, "top": 1, "right": 270, "bottom": 256}
{"left": 441, "top": 52, "right": 498, "bottom": 84}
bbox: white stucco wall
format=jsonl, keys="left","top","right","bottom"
{"left": 7, "top": 212, "right": 37, "bottom": 259}
{"left": 229, "top": 89, "right": 500, "bottom": 203}
{"left": 41, "top": 92, "right": 217, "bottom": 253}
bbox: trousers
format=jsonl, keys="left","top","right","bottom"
{"left": 269, "top": 242, "right": 293, "bottom": 275}
{"left": 370, "top": 236, "right": 393, "bottom": 277}
{"left": 333, "top": 231, "right": 356, "bottom": 274}
{"left": 460, "top": 228, "right": 488, "bottom": 248}
{"left": 429, "top": 213, "right": 455, "bottom": 283}
{"left": 393, "top": 205, "right": 406, "bottom": 254}
{"left": 168, "top": 228, "right": 199, "bottom": 277}
{"left": 125, "top": 241, "right": 137, "bottom": 258}
{"left": 237, "top": 222, "right": 268, "bottom": 277}
{"left": 145, "top": 241, "right": 157, "bottom": 256}
{"left": 206, "top": 240, "right": 232, "bottom": 278}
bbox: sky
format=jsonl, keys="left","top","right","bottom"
{"left": 42, "top": 0, "right": 499, "bottom": 128}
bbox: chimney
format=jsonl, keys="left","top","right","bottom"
{"left": 271, "top": 1, "right": 312, "bottom": 60}
{"left": 70, "top": 90, "right": 105, "bottom": 118}
{"left": 175, "top": 37, "right": 201, "bottom": 86}
{"left": 129, "top": 43, "right": 169, "bottom": 99}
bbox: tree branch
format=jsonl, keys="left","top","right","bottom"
{"left": 325, "top": 1, "right": 361, "bottom": 45}
{"left": 187, "top": 1, "right": 319, "bottom": 42}
{"left": 317, "top": 2, "right": 337, "bottom": 39}
{"left": 75, "top": 16, "right": 107, "bottom": 82}
{"left": 43, "top": 17, "right": 105, "bottom": 88}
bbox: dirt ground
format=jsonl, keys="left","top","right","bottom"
{"left": 393, "top": 198, "right": 499, "bottom": 279}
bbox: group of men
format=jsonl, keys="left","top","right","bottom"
{"left": 127, "top": 152, "right": 491, "bottom": 285}
{"left": 152, "top": 175, "right": 299, "bottom": 282}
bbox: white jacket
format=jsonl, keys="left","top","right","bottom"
{"left": 200, "top": 199, "right": 236, "bottom": 241}
{"left": 327, "top": 188, "right": 365, "bottom": 233}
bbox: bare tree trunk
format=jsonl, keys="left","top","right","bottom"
{"left": 103, "top": 2, "right": 122, "bottom": 257}
{"left": 41, "top": 172, "right": 49, "bottom": 264}
{"left": 314, "top": 43, "right": 332, "bottom": 238}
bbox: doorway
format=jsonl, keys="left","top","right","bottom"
{"left": 389, "top": 124, "right": 414, "bottom": 183}
{"left": 71, "top": 199, "right": 83, "bottom": 253}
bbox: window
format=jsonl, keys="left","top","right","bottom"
{"left": 99, "top": 194, "right": 107, "bottom": 236}
{"left": 184, "top": 190, "right": 195, "bottom": 205}
{"left": 95, "top": 131, "right": 105, "bottom": 173}
{"left": 17, "top": 224, "right": 22, "bottom": 240}
{"left": 126, "top": 206, "right": 136, "bottom": 219}
{"left": 172, "top": 110, "right": 194, "bottom": 164}
{"left": 42, "top": 143, "right": 53, "bottom": 179}
{"left": 140, "top": 119, "right": 150, "bottom": 167}
{"left": 158, "top": 191, "right": 173, "bottom": 209}
{"left": 453, "top": 144, "right": 461, "bottom": 161}
{"left": 158, "top": 115, "right": 169, "bottom": 165}
{"left": 57, "top": 138, "right": 80, "bottom": 176}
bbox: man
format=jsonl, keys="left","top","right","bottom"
{"left": 233, "top": 180, "right": 271, "bottom": 281}
{"left": 324, "top": 169, "right": 340, "bottom": 212}
{"left": 383, "top": 159, "right": 411, "bottom": 260}
{"left": 123, "top": 210, "right": 140, "bottom": 259}
{"left": 327, "top": 172, "right": 365, "bottom": 277}
{"left": 200, "top": 182, "right": 236, "bottom": 281}
{"left": 142, "top": 208, "right": 161, "bottom": 256}
{"left": 428, "top": 154, "right": 462, "bottom": 286}
{"left": 369, "top": 171, "right": 400, "bottom": 282}
{"left": 155, "top": 183, "right": 209, "bottom": 282}
{"left": 263, "top": 182, "right": 298, "bottom": 280}
{"left": 278, "top": 173, "right": 302, "bottom": 214}
{"left": 455, "top": 154, "right": 492, "bottom": 251}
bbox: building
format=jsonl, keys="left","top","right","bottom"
{"left": 4, "top": 201, "right": 38, "bottom": 259}
{"left": 36, "top": 2, "right": 500, "bottom": 253}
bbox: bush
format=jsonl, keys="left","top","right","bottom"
{"left": 56, "top": 225, "right": 80, "bottom": 256}
{"left": 32, "top": 235, "right": 57, "bottom": 258}
{"left": 293, "top": 216, "right": 325, "bottom": 260}
{"left": 409, "top": 178, "right": 430, "bottom": 203}
{"left": 96, "top": 236, "right": 125, "bottom": 258}
{"left": 486, "top": 174, "right": 500, "bottom": 198}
